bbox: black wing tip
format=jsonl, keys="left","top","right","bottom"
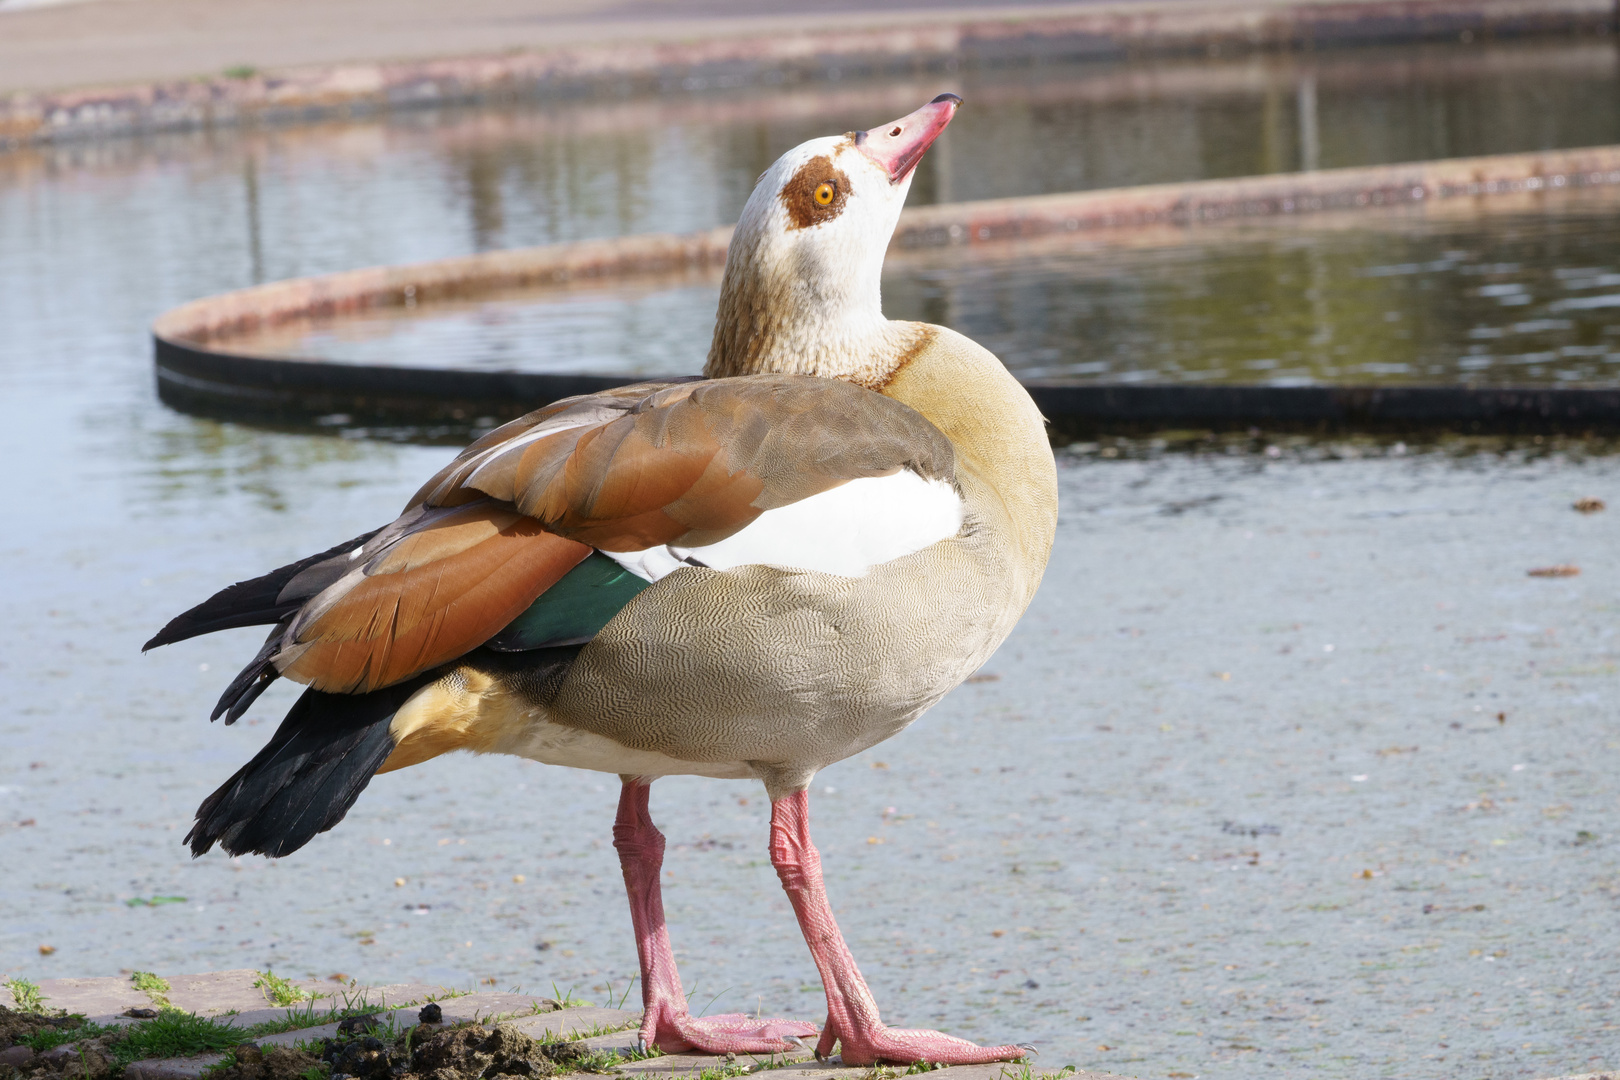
{"left": 143, "top": 620, "right": 187, "bottom": 652}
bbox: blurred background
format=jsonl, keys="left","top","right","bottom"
{"left": 2, "top": 3, "right": 1618, "bottom": 1078}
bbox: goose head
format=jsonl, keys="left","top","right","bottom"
{"left": 705, "top": 94, "right": 961, "bottom": 384}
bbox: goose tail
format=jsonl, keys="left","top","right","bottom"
{"left": 186, "top": 675, "right": 428, "bottom": 858}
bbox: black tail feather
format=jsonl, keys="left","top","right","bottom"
{"left": 144, "top": 528, "right": 380, "bottom": 652}
{"left": 211, "top": 623, "right": 288, "bottom": 724}
{"left": 186, "top": 674, "right": 431, "bottom": 859}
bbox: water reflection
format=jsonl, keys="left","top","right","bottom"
{"left": 894, "top": 190, "right": 1620, "bottom": 386}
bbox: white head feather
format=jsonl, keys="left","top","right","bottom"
{"left": 705, "top": 96, "right": 960, "bottom": 385}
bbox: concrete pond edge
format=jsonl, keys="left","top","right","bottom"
{"left": 2, "top": 0, "right": 1614, "bottom": 150}
{"left": 150, "top": 143, "right": 1620, "bottom": 438}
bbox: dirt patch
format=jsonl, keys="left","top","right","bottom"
{"left": 218, "top": 1046, "right": 325, "bottom": 1080}
{"left": 210, "top": 1023, "right": 576, "bottom": 1080}
{"left": 404, "top": 1024, "right": 562, "bottom": 1080}
{"left": 0, "top": 1007, "right": 119, "bottom": 1080}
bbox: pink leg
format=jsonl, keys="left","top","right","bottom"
{"left": 613, "top": 780, "right": 819, "bottom": 1055}
{"left": 769, "top": 790, "right": 1029, "bottom": 1066}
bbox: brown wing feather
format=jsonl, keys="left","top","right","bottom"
{"left": 276, "top": 503, "right": 590, "bottom": 694}
{"left": 419, "top": 374, "right": 954, "bottom": 552}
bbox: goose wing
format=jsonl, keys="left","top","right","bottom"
{"left": 150, "top": 374, "right": 958, "bottom": 716}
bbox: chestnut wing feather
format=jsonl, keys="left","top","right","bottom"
{"left": 273, "top": 502, "right": 591, "bottom": 694}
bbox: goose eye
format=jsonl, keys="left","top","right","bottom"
{"left": 814, "top": 182, "right": 836, "bottom": 206}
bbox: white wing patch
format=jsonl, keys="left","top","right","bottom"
{"left": 603, "top": 470, "right": 962, "bottom": 582}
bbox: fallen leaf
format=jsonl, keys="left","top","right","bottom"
{"left": 1574, "top": 497, "right": 1605, "bottom": 513}
{"left": 1528, "top": 565, "right": 1580, "bottom": 577}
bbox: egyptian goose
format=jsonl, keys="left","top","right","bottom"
{"left": 148, "top": 94, "right": 1058, "bottom": 1066}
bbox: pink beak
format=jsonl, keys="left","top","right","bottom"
{"left": 854, "top": 93, "right": 962, "bottom": 184}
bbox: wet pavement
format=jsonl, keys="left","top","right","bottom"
{"left": 4, "top": 441, "right": 1618, "bottom": 1079}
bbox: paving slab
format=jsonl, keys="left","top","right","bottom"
{"left": 161, "top": 970, "right": 331, "bottom": 1018}
{"left": 502, "top": 1008, "right": 642, "bottom": 1042}
{"left": 607, "top": 1060, "right": 1116, "bottom": 1080}
{"left": 30, "top": 975, "right": 153, "bottom": 1024}
{"left": 123, "top": 1054, "right": 229, "bottom": 1080}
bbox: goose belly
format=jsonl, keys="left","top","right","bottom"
{"left": 506, "top": 709, "right": 756, "bottom": 781}
{"left": 545, "top": 525, "right": 1014, "bottom": 780}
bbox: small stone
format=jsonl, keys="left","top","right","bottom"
{"left": 417, "top": 1003, "right": 443, "bottom": 1024}
{"left": 0, "top": 1046, "right": 37, "bottom": 1068}
{"left": 123, "top": 1008, "right": 159, "bottom": 1019}
{"left": 235, "top": 1043, "right": 264, "bottom": 1064}
{"left": 41, "top": 1045, "right": 78, "bottom": 1065}
{"left": 337, "top": 1014, "right": 382, "bottom": 1036}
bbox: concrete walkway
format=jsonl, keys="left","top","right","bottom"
{"left": 1, "top": 0, "right": 1612, "bottom": 144}
{"left": 11, "top": 970, "right": 1611, "bottom": 1079}
{"left": 13, "top": 972, "right": 1103, "bottom": 1080}
{"left": 0, "top": 0, "right": 1209, "bottom": 95}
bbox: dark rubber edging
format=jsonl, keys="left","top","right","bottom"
{"left": 1029, "top": 383, "right": 1620, "bottom": 438}
{"left": 155, "top": 334, "right": 1620, "bottom": 438}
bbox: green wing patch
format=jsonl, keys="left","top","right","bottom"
{"left": 484, "top": 552, "right": 650, "bottom": 651}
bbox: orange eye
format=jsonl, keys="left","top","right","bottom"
{"left": 814, "top": 182, "right": 836, "bottom": 206}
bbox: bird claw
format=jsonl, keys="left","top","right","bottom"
{"left": 1015, "top": 1043, "right": 1039, "bottom": 1057}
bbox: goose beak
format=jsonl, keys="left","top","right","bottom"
{"left": 854, "top": 93, "right": 961, "bottom": 184}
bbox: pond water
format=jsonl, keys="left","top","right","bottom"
{"left": 225, "top": 188, "right": 1620, "bottom": 387}
{"left": 2, "top": 35, "right": 1619, "bottom": 1080}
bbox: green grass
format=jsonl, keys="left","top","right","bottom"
{"left": 125, "top": 897, "right": 187, "bottom": 908}
{"left": 18, "top": 1017, "right": 121, "bottom": 1053}
{"left": 601, "top": 976, "right": 638, "bottom": 1011}
{"left": 6, "top": 977, "right": 44, "bottom": 1011}
{"left": 994, "top": 1065, "right": 1075, "bottom": 1080}
{"left": 547, "top": 983, "right": 591, "bottom": 1009}
{"left": 221, "top": 65, "right": 258, "bottom": 79}
{"left": 522, "top": 1018, "right": 638, "bottom": 1042}
{"left": 254, "top": 970, "right": 315, "bottom": 1007}
{"left": 110, "top": 1009, "right": 252, "bottom": 1067}
{"left": 131, "top": 972, "right": 171, "bottom": 1007}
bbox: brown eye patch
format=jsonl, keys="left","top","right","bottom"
{"left": 781, "top": 155, "right": 850, "bottom": 230}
